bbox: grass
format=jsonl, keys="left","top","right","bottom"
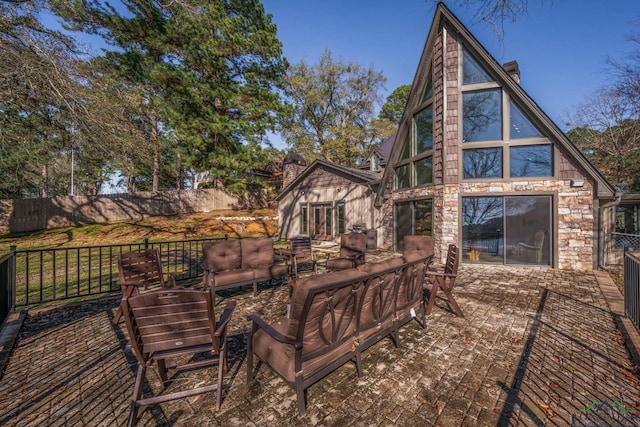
{"left": 2, "top": 209, "right": 280, "bottom": 307}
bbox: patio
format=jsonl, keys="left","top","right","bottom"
{"left": 0, "top": 258, "right": 639, "bottom": 426}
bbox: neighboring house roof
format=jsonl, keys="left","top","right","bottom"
{"left": 375, "top": 2, "right": 618, "bottom": 206}
{"left": 275, "top": 159, "right": 382, "bottom": 201}
{"left": 359, "top": 133, "right": 396, "bottom": 170}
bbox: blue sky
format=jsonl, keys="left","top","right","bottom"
{"left": 262, "top": 0, "right": 640, "bottom": 148}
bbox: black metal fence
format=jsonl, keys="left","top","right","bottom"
{"left": 0, "top": 250, "right": 15, "bottom": 325}
{"left": 4, "top": 235, "right": 228, "bottom": 310}
{"left": 624, "top": 250, "right": 640, "bottom": 333}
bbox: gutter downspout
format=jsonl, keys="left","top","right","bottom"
{"left": 598, "top": 191, "right": 623, "bottom": 270}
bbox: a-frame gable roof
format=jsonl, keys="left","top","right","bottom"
{"left": 375, "top": 2, "right": 617, "bottom": 206}
{"left": 275, "top": 159, "right": 382, "bottom": 201}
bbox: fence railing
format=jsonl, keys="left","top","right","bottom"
{"left": 0, "top": 250, "right": 15, "bottom": 325}
{"left": 9, "top": 235, "right": 228, "bottom": 309}
{"left": 624, "top": 250, "right": 640, "bottom": 333}
{"left": 612, "top": 232, "right": 640, "bottom": 250}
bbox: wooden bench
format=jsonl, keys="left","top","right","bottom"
{"left": 246, "top": 252, "right": 433, "bottom": 415}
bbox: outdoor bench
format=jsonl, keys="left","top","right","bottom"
{"left": 246, "top": 252, "right": 433, "bottom": 415}
{"left": 202, "top": 237, "right": 289, "bottom": 296}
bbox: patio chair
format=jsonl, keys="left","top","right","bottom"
{"left": 403, "top": 235, "right": 435, "bottom": 257}
{"left": 112, "top": 248, "right": 177, "bottom": 325}
{"left": 325, "top": 233, "right": 366, "bottom": 271}
{"left": 424, "top": 244, "right": 463, "bottom": 317}
{"left": 289, "top": 236, "right": 318, "bottom": 277}
{"left": 122, "top": 288, "right": 236, "bottom": 427}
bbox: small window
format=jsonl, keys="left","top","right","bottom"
{"left": 414, "top": 106, "right": 433, "bottom": 154}
{"left": 325, "top": 205, "right": 332, "bottom": 233}
{"left": 510, "top": 145, "right": 552, "bottom": 177}
{"left": 463, "top": 147, "right": 502, "bottom": 179}
{"left": 414, "top": 157, "right": 433, "bottom": 185}
{"left": 399, "top": 137, "right": 410, "bottom": 160}
{"left": 420, "top": 67, "right": 433, "bottom": 102}
{"left": 463, "top": 49, "right": 493, "bottom": 85}
{"left": 510, "top": 101, "right": 543, "bottom": 139}
{"left": 300, "top": 204, "right": 308, "bottom": 234}
{"left": 336, "top": 202, "right": 345, "bottom": 234}
{"left": 463, "top": 89, "right": 502, "bottom": 142}
{"left": 395, "top": 165, "right": 410, "bottom": 189}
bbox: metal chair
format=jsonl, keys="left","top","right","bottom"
{"left": 112, "top": 248, "right": 176, "bottom": 325}
{"left": 325, "top": 233, "right": 366, "bottom": 271}
{"left": 122, "top": 288, "right": 236, "bottom": 426}
{"left": 424, "top": 244, "right": 463, "bottom": 317}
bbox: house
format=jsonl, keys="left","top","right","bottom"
{"left": 375, "top": 3, "right": 619, "bottom": 270}
{"left": 276, "top": 153, "right": 384, "bottom": 247}
{"left": 359, "top": 133, "right": 396, "bottom": 173}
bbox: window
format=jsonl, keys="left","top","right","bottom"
{"left": 510, "top": 145, "right": 552, "bottom": 177}
{"left": 399, "top": 137, "right": 410, "bottom": 161}
{"left": 463, "top": 147, "right": 502, "bottom": 179}
{"left": 463, "top": 89, "right": 502, "bottom": 142}
{"left": 300, "top": 204, "right": 308, "bottom": 234}
{"left": 414, "top": 106, "right": 433, "bottom": 153}
{"left": 414, "top": 157, "right": 433, "bottom": 185}
{"left": 463, "top": 49, "right": 493, "bottom": 85}
{"left": 421, "top": 67, "right": 434, "bottom": 102}
{"left": 395, "top": 164, "right": 410, "bottom": 189}
{"left": 371, "top": 153, "right": 380, "bottom": 171}
{"left": 510, "top": 101, "right": 542, "bottom": 139}
{"left": 462, "top": 196, "right": 551, "bottom": 265}
{"left": 395, "top": 199, "right": 433, "bottom": 251}
{"left": 336, "top": 201, "right": 345, "bottom": 234}
{"left": 461, "top": 46, "right": 554, "bottom": 181}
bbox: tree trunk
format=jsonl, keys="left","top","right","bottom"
{"left": 41, "top": 164, "right": 49, "bottom": 198}
{"left": 151, "top": 116, "right": 160, "bottom": 192}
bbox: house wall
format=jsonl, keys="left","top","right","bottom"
{"left": 381, "top": 21, "right": 597, "bottom": 269}
{"left": 278, "top": 165, "right": 384, "bottom": 246}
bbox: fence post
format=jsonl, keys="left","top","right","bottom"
{"left": 9, "top": 246, "right": 16, "bottom": 312}
{"left": 144, "top": 238, "right": 149, "bottom": 249}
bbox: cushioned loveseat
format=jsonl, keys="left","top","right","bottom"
{"left": 246, "top": 252, "right": 433, "bottom": 415}
{"left": 202, "top": 238, "right": 289, "bottom": 296}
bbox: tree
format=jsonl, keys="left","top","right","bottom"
{"left": 379, "top": 84, "right": 411, "bottom": 123}
{"left": 53, "top": 0, "right": 288, "bottom": 194}
{"left": 279, "top": 49, "right": 386, "bottom": 167}
{"left": 567, "top": 87, "right": 640, "bottom": 187}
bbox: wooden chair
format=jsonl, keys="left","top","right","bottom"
{"left": 289, "top": 236, "right": 318, "bottom": 277}
{"left": 325, "top": 233, "right": 367, "bottom": 271}
{"left": 424, "top": 244, "right": 463, "bottom": 317}
{"left": 112, "top": 249, "right": 177, "bottom": 325}
{"left": 122, "top": 288, "right": 236, "bottom": 426}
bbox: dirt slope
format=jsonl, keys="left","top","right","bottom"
{"left": 0, "top": 209, "right": 278, "bottom": 252}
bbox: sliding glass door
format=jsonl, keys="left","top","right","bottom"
{"left": 395, "top": 199, "right": 433, "bottom": 251}
{"left": 461, "top": 195, "right": 551, "bottom": 265}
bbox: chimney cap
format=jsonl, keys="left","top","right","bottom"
{"left": 502, "top": 60, "right": 520, "bottom": 81}
{"left": 283, "top": 153, "right": 307, "bottom": 166}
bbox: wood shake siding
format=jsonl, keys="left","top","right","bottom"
{"left": 444, "top": 26, "right": 459, "bottom": 185}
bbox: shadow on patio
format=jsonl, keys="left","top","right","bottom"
{"left": 0, "top": 264, "right": 638, "bottom": 426}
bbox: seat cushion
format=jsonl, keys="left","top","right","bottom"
{"left": 326, "top": 257, "right": 356, "bottom": 271}
{"left": 211, "top": 269, "right": 254, "bottom": 288}
{"left": 203, "top": 240, "right": 242, "bottom": 272}
{"left": 253, "top": 264, "right": 289, "bottom": 280}
{"left": 252, "top": 319, "right": 355, "bottom": 383}
{"left": 356, "top": 257, "right": 404, "bottom": 274}
{"left": 241, "top": 238, "right": 275, "bottom": 268}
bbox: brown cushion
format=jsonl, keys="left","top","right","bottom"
{"left": 210, "top": 269, "right": 254, "bottom": 288}
{"left": 287, "top": 269, "right": 363, "bottom": 346}
{"left": 253, "top": 264, "right": 289, "bottom": 280}
{"left": 403, "top": 235, "right": 434, "bottom": 256}
{"left": 203, "top": 240, "right": 242, "bottom": 271}
{"left": 241, "top": 238, "right": 275, "bottom": 268}
{"left": 326, "top": 257, "right": 356, "bottom": 271}
{"left": 339, "top": 234, "right": 366, "bottom": 265}
{"left": 356, "top": 257, "right": 404, "bottom": 274}
{"left": 252, "top": 320, "right": 355, "bottom": 383}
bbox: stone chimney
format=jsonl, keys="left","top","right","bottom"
{"left": 502, "top": 60, "right": 520, "bottom": 84}
{"left": 282, "top": 153, "right": 307, "bottom": 188}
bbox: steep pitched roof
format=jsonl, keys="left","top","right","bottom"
{"left": 275, "top": 159, "right": 382, "bottom": 201}
{"left": 359, "top": 133, "right": 396, "bottom": 170}
{"left": 375, "top": 2, "right": 617, "bottom": 206}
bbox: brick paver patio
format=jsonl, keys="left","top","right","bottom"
{"left": 1, "top": 259, "right": 639, "bottom": 426}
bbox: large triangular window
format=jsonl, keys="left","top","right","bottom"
{"left": 510, "top": 101, "right": 543, "bottom": 139}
